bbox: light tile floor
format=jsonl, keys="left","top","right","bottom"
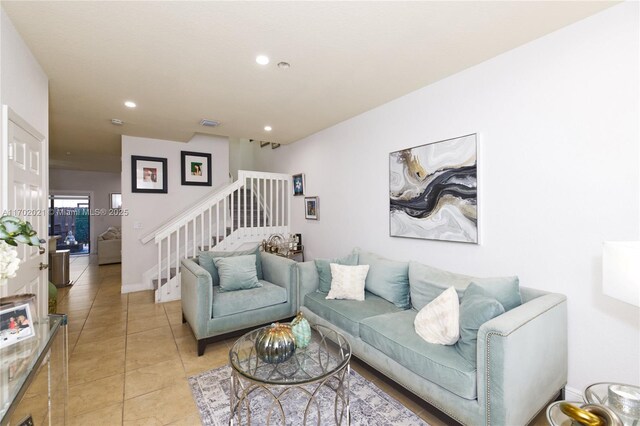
{"left": 55, "top": 256, "right": 548, "bottom": 426}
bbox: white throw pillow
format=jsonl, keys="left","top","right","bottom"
{"left": 414, "top": 286, "right": 460, "bottom": 345}
{"left": 326, "top": 263, "right": 370, "bottom": 301}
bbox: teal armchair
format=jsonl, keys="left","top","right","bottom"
{"left": 181, "top": 252, "right": 298, "bottom": 355}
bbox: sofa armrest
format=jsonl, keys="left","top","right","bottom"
{"left": 260, "top": 253, "right": 298, "bottom": 314}
{"left": 477, "top": 293, "right": 567, "bottom": 426}
{"left": 297, "top": 261, "right": 319, "bottom": 308}
{"left": 180, "top": 258, "right": 213, "bottom": 340}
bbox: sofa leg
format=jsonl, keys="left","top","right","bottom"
{"left": 197, "top": 339, "right": 207, "bottom": 357}
{"left": 558, "top": 388, "right": 566, "bottom": 401}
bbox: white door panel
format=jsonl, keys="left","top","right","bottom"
{"left": 1, "top": 106, "right": 48, "bottom": 318}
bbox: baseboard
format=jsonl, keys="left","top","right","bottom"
{"left": 564, "top": 385, "right": 583, "bottom": 401}
{"left": 121, "top": 282, "right": 152, "bottom": 294}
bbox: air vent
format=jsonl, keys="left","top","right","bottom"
{"left": 200, "top": 119, "right": 220, "bottom": 127}
{"left": 111, "top": 118, "right": 124, "bottom": 126}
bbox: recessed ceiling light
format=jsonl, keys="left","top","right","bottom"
{"left": 264, "top": 126, "right": 272, "bottom": 132}
{"left": 256, "top": 55, "right": 270, "bottom": 65}
{"left": 124, "top": 101, "right": 136, "bottom": 108}
{"left": 277, "top": 62, "right": 290, "bottom": 69}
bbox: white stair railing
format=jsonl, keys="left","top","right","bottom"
{"left": 142, "top": 170, "right": 291, "bottom": 302}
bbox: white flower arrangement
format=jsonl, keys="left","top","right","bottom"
{"left": 0, "top": 240, "right": 20, "bottom": 279}
{"left": 0, "top": 215, "right": 44, "bottom": 281}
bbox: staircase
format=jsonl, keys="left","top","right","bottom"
{"left": 141, "top": 170, "right": 291, "bottom": 302}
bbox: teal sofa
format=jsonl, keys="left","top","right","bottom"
{"left": 181, "top": 248, "right": 297, "bottom": 355}
{"left": 298, "top": 251, "right": 567, "bottom": 426}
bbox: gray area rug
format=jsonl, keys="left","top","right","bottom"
{"left": 188, "top": 364, "right": 428, "bottom": 425}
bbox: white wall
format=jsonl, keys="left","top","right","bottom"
{"left": 0, "top": 8, "right": 49, "bottom": 314}
{"left": 254, "top": 3, "right": 640, "bottom": 392}
{"left": 121, "top": 134, "right": 229, "bottom": 291}
{"left": 229, "top": 138, "right": 257, "bottom": 180}
{"left": 0, "top": 9, "right": 48, "bottom": 136}
{"left": 49, "top": 169, "right": 122, "bottom": 256}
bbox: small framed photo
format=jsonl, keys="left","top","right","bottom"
{"left": 110, "top": 193, "right": 122, "bottom": 209}
{"left": 0, "top": 302, "right": 35, "bottom": 349}
{"left": 304, "top": 196, "right": 319, "bottom": 220}
{"left": 181, "top": 151, "right": 212, "bottom": 186}
{"left": 292, "top": 173, "right": 305, "bottom": 196}
{"left": 131, "top": 156, "right": 168, "bottom": 193}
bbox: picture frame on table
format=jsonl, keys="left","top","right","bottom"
{"left": 292, "top": 173, "right": 305, "bottom": 196}
{"left": 181, "top": 151, "right": 212, "bottom": 186}
{"left": 0, "top": 302, "right": 35, "bottom": 349}
{"left": 304, "top": 196, "right": 319, "bottom": 220}
{"left": 131, "top": 155, "right": 168, "bottom": 193}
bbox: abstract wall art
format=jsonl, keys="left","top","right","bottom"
{"left": 389, "top": 134, "right": 478, "bottom": 243}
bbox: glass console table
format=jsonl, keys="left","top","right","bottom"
{"left": 0, "top": 314, "right": 68, "bottom": 426}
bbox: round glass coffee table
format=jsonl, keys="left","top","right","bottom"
{"left": 229, "top": 324, "right": 351, "bottom": 425}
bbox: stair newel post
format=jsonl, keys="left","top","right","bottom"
{"left": 223, "top": 196, "right": 228, "bottom": 240}
{"left": 286, "top": 178, "right": 291, "bottom": 229}
{"left": 270, "top": 179, "right": 274, "bottom": 233}
{"left": 166, "top": 233, "right": 171, "bottom": 296}
{"left": 208, "top": 206, "right": 213, "bottom": 250}
{"left": 157, "top": 238, "right": 162, "bottom": 302}
{"left": 191, "top": 218, "right": 196, "bottom": 258}
{"left": 216, "top": 202, "right": 220, "bottom": 247}
{"left": 200, "top": 211, "right": 204, "bottom": 250}
{"left": 274, "top": 179, "right": 280, "bottom": 231}
{"left": 176, "top": 227, "right": 180, "bottom": 276}
{"left": 184, "top": 221, "right": 188, "bottom": 257}
{"left": 242, "top": 178, "right": 247, "bottom": 239}
{"left": 257, "top": 177, "right": 262, "bottom": 235}
{"left": 232, "top": 189, "right": 236, "bottom": 241}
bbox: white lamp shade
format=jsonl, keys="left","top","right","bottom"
{"left": 603, "top": 241, "right": 640, "bottom": 307}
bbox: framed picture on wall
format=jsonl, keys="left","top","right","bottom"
{"left": 304, "top": 196, "right": 319, "bottom": 220}
{"left": 131, "top": 155, "right": 168, "bottom": 193}
{"left": 389, "top": 133, "right": 478, "bottom": 243}
{"left": 181, "top": 151, "right": 212, "bottom": 186}
{"left": 292, "top": 173, "right": 305, "bottom": 196}
{"left": 109, "top": 193, "right": 122, "bottom": 209}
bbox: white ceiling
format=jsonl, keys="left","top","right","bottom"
{"left": 2, "top": 1, "right": 616, "bottom": 172}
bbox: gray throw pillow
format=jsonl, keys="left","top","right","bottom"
{"left": 213, "top": 255, "right": 261, "bottom": 292}
{"left": 455, "top": 283, "right": 505, "bottom": 365}
{"left": 315, "top": 251, "right": 358, "bottom": 293}
{"left": 198, "top": 245, "right": 263, "bottom": 285}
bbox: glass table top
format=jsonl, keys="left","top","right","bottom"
{"left": 229, "top": 324, "right": 351, "bottom": 386}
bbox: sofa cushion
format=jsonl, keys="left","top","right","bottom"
{"left": 315, "top": 251, "right": 358, "bottom": 293}
{"left": 304, "top": 290, "right": 402, "bottom": 337}
{"left": 359, "top": 310, "right": 478, "bottom": 400}
{"left": 455, "top": 283, "right": 505, "bottom": 365}
{"left": 358, "top": 251, "right": 410, "bottom": 309}
{"left": 198, "top": 245, "right": 263, "bottom": 285}
{"left": 408, "top": 261, "right": 521, "bottom": 311}
{"left": 212, "top": 280, "right": 287, "bottom": 317}
{"left": 213, "top": 255, "right": 261, "bottom": 292}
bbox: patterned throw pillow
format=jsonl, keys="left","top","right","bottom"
{"left": 414, "top": 286, "right": 460, "bottom": 345}
{"left": 325, "top": 264, "right": 370, "bottom": 301}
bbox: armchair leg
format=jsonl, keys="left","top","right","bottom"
{"left": 197, "top": 339, "right": 207, "bottom": 356}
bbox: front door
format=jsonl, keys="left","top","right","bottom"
{"left": 1, "top": 106, "right": 48, "bottom": 317}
